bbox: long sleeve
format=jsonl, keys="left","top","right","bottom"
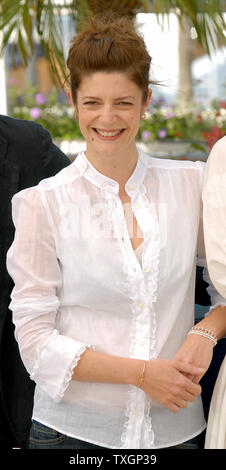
{"left": 6, "top": 187, "right": 91, "bottom": 403}
{"left": 197, "top": 196, "right": 226, "bottom": 311}
{"left": 202, "top": 137, "right": 226, "bottom": 299}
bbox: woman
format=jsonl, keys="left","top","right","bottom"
{"left": 7, "top": 15, "right": 226, "bottom": 449}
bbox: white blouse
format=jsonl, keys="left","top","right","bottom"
{"left": 7, "top": 147, "right": 226, "bottom": 449}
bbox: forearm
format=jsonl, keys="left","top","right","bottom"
{"left": 72, "top": 349, "right": 203, "bottom": 413}
{"left": 72, "top": 348, "right": 143, "bottom": 386}
{"left": 196, "top": 305, "right": 226, "bottom": 340}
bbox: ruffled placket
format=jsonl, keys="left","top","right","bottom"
{"left": 78, "top": 149, "right": 160, "bottom": 448}
{"left": 102, "top": 180, "right": 160, "bottom": 448}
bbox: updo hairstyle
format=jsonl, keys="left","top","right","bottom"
{"left": 66, "top": 14, "right": 153, "bottom": 104}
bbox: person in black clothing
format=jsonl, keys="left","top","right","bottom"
{"left": 0, "top": 115, "right": 70, "bottom": 449}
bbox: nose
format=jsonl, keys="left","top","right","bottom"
{"left": 100, "top": 105, "right": 117, "bottom": 126}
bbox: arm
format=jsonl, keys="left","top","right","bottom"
{"left": 202, "top": 137, "right": 226, "bottom": 298}
{"left": 72, "top": 349, "right": 203, "bottom": 413}
{"left": 7, "top": 187, "right": 90, "bottom": 403}
{"left": 174, "top": 204, "right": 226, "bottom": 384}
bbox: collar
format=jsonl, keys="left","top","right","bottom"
{"left": 73, "top": 147, "right": 147, "bottom": 197}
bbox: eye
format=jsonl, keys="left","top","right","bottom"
{"left": 83, "top": 101, "right": 99, "bottom": 106}
{"left": 117, "top": 102, "right": 133, "bottom": 106}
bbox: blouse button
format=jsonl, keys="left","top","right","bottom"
{"left": 143, "top": 266, "right": 150, "bottom": 272}
{"left": 78, "top": 162, "right": 86, "bottom": 171}
{"left": 139, "top": 303, "right": 147, "bottom": 309}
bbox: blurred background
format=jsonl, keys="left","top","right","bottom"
{"left": 0, "top": 0, "right": 225, "bottom": 159}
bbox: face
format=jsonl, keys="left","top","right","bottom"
{"left": 69, "top": 71, "right": 151, "bottom": 160}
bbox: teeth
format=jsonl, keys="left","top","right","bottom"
{"left": 96, "top": 129, "right": 122, "bottom": 137}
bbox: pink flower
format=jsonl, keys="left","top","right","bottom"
{"left": 166, "top": 111, "right": 174, "bottom": 119}
{"left": 158, "top": 128, "right": 167, "bottom": 139}
{"left": 141, "top": 130, "right": 151, "bottom": 141}
{"left": 30, "top": 107, "right": 41, "bottom": 119}
{"left": 35, "top": 93, "right": 47, "bottom": 105}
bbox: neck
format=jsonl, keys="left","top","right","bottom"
{"left": 85, "top": 144, "right": 138, "bottom": 192}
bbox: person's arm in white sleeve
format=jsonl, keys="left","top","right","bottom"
{"left": 174, "top": 202, "right": 226, "bottom": 383}
{"left": 6, "top": 187, "right": 92, "bottom": 403}
{"left": 202, "top": 136, "right": 226, "bottom": 298}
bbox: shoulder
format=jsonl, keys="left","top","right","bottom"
{"left": 138, "top": 146, "right": 205, "bottom": 173}
{"left": 39, "top": 163, "right": 78, "bottom": 191}
{"left": 0, "top": 115, "right": 70, "bottom": 180}
{"left": 203, "top": 137, "right": 226, "bottom": 198}
{"left": 0, "top": 114, "right": 47, "bottom": 140}
{"left": 206, "top": 136, "right": 226, "bottom": 170}
{"left": 209, "top": 135, "right": 226, "bottom": 153}
{"left": 14, "top": 160, "right": 78, "bottom": 198}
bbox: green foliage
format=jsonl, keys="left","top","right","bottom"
{"left": 8, "top": 84, "right": 82, "bottom": 140}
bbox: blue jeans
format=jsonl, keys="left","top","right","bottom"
{"left": 29, "top": 420, "right": 199, "bottom": 449}
{"left": 29, "top": 420, "right": 105, "bottom": 449}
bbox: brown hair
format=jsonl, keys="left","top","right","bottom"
{"left": 66, "top": 14, "right": 154, "bottom": 104}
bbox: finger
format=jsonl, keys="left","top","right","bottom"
{"left": 175, "top": 361, "right": 205, "bottom": 377}
{"left": 185, "top": 380, "right": 202, "bottom": 396}
{"left": 175, "top": 399, "right": 189, "bottom": 409}
{"left": 192, "top": 374, "right": 203, "bottom": 384}
{"left": 168, "top": 403, "right": 180, "bottom": 414}
{"left": 184, "top": 390, "right": 197, "bottom": 402}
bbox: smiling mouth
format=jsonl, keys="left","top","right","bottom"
{"left": 93, "top": 128, "right": 125, "bottom": 137}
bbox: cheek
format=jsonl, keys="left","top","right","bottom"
{"left": 128, "top": 112, "right": 141, "bottom": 131}
{"left": 77, "top": 112, "right": 91, "bottom": 130}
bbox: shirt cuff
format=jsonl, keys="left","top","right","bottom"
{"left": 31, "top": 331, "right": 92, "bottom": 403}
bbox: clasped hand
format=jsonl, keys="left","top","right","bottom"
{"left": 140, "top": 333, "right": 214, "bottom": 413}
{"left": 140, "top": 358, "right": 204, "bottom": 413}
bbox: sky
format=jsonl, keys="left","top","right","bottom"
{"left": 136, "top": 13, "right": 179, "bottom": 91}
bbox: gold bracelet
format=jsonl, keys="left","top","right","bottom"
{"left": 138, "top": 361, "right": 146, "bottom": 388}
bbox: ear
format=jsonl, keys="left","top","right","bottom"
{"left": 67, "top": 89, "right": 78, "bottom": 118}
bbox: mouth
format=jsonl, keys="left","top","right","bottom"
{"left": 92, "top": 128, "right": 125, "bottom": 139}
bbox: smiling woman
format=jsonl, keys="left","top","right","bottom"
{"left": 7, "top": 12, "right": 226, "bottom": 451}
{"left": 67, "top": 71, "right": 151, "bottom": 176}
{"left": 65, "top": 14, "right": 153, "bottom": 180}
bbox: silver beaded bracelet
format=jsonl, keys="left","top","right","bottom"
{"left": 187, "top": 326, "right": 218, "bottom": 346}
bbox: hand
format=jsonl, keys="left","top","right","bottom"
{"left": 140, "top": 359, "right": 203, "bottom": 413}
{"left": 174, "top": 333, "right": 214, "bottom": 384}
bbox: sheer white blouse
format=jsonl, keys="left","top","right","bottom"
{"left": 7, "top": 147, "right": 225, "bottom": 449}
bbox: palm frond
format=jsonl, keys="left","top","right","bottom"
{"left": 151, "top": 0, "right": 226, "bottom": 54}
{"left": 0, "top": 0, "right": 225, "bottom": 83}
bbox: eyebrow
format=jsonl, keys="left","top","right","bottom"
{"left": 82, "top": 96, "right": 135, "bottom": 101}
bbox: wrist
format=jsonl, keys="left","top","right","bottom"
{"left": 127, "top": 359, "right": 148, "bottom": 387}
{"left": 187, "top": 326, "right": 217, "bottom": 346}
{"left": 137, "top": 361, "right": 147, "bottom": 388}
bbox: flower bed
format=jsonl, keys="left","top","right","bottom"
{"left": 138, "top": 98, "right": 226, "bottom": 151}
{"left": 8, "top": 86, "right": 226, "bottom": 151}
